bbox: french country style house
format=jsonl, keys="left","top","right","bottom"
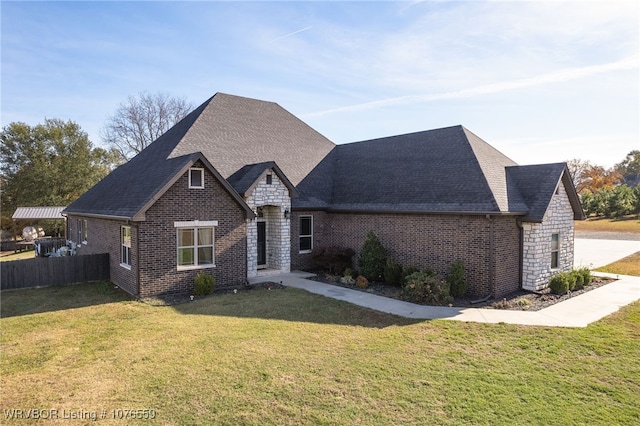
{"left": 63, "top": 93, "right": 584, "bottom": 298}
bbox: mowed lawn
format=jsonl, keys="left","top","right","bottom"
{"left": 2, "top": 282, "right": 639, "bottom": 425}
{"left": 574, "top": 216, "right": 640, "bottom": 233}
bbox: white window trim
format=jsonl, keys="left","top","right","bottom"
{"left": 299, "top": 215, "right": 313, "bottom": 254}
{"left": 175, "top": 221, "right": 218, "bottom": 271}
{"left": 189, "top": 168, "right": 205, "bottom": 189}
{"left": 120, "top": 226, "right": 132, "bottom": 270}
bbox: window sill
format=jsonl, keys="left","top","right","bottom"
{"left": 120, "top": 263, "right": 132, "bottom": 270}
{"left": 177, "top": 264, "right": 216, "bottom": 271}
{"left": 299, "top": 250, "right": 312, "bottom": 254}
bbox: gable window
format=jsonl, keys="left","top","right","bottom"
{"left": 78, "top": 219, "right": 88, "bottom": 244}
{"left": 175, "top": 220, "right": 218, "bottom": 270}
{"left": 121, "top": 226, "right": 132, "bottom": 269}
{"left": 299, "top": 215, "right": 313, "bottom": 253}
{"left": 189, "top": 168, "right": 204, "bottom": 189}
{"left": 266, "top": 174, "right": 273, "bottom": 185}
{"left": 551, "top": 233, "right": 559, "bottom": 269}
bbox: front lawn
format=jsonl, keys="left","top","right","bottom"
{"left": 2, "top": 282, "right": 639, "bottom": 425}
{"left": 575, "top": 215, "right": 640, "bottom": 233}
{"left": 596, "top": 251, "right": 640, "bottom": 277}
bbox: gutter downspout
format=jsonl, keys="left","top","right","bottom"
{"left": 516, "top": 219, "right": 524, "bottom": 290}
{"left": 488, "top": 214, "right": 495, "bottom": 298}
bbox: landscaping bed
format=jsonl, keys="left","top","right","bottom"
{"left": 309, "top": 271, "right": 615, "bottom": 312}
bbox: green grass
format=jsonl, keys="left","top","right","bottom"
{"left": 0, "top": 250, "right": 36, "bottom": 262}
{"left": 596, "top": 251, "right": 640, "bottom": 277}
{"left": 575, "top": 215, "right": 640, "bottom": 233}
{"left": 2, "top": 282, "right": 640, "bottom": 425}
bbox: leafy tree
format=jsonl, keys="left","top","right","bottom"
{"left": 608, "top": 185, "right": 636, "bottom": 217}
{"left": 579, "top": 165, "right": 621, "bottom": 194}
{"left": 101, "top": 91, "right": 193, "bottom": 161}
{"left": 615, "top": 150, "right": 640, "bottom": 185}
{"left": 0, "top": 119, "right": 117, "bottom": 221}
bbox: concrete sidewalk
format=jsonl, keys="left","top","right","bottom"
{"left": 249, "top": 271, "right": 640, "bottom": 328}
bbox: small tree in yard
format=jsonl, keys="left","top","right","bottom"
{"left": 447, "top": 260, "right": 467, "bottom": 298}
{"left": 358, "top": 231, "right": 387, "bottom": 281}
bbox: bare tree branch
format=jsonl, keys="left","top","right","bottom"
{"left": 100, "top": 92, "right": 193, "bottom": 161}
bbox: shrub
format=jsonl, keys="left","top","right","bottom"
{"left": 384, "top": 259, "right": 404, "bottom": 287}
{"left": 402, "top": 271, "right": 452, "bottom": 305}
{"left": 312, "top": 246, "right": 355, "bottom": 274}
{"left": 358, "top": 231, "right": 387, "bottom": 281}
{"left": 402, "top": 266, "right": 419, "bottom": 282}
{"left": 447, "top": 260, "right": 467, "bottom": 298}
{"left": 194, "top": 272, "right": 215, "bottom": 295}
{"left": 340, "top": 268, "right": 355, "bottom": 285}
{"left": 549, "top": 273, "right": 570, "bottom": 295}
{"left": 576, "top": 267, "right": 593, "bottom": 287}
{"left": 571, "top": 270, "right": 585, "bottom": 290}
{"left": 355, "top": 275, "right": 369, "bottom": 289}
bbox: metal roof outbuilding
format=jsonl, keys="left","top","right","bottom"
{"left": 12, "top": 206, "right": 67, "bottom": 220}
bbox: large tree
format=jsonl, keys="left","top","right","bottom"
{"left": 101, "top": 92, "right": 193, "bottom": 162}
{"left": 0, "top": 119, "right": 118, "bottom": 217}
{"left": 614, "top": 150, "right": 640, "bottom": 185}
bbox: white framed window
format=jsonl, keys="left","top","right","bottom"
{"left": 78, "top": 219, "right": 88, "bottom": 244}
{"left": 299, "top": 215, "right": 313, "bottom": 253}
{"left": 121, "top": 226, "right": 132, "bottom": 269}
{"left": 551, "top": 233, "right": 559, "bottom": 269}
{"left": 175, "top": 220, "right": 218, "bottom": 270}
{"left": 189, "top": 168, "right": 204, "bottom": 189}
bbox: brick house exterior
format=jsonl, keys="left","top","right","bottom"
{"left": 64, "top": 93, "right": 584, "bottom": 298}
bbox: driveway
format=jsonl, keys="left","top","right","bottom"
{"left": 574, "top": 236, "right": 639, "bottom": 269}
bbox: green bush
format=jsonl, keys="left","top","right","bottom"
{"left": 402, "top": 271, "right": 452, "bottom": 305}
{"left": 571, "top": 270, "right": 585, "bottom": 290}
{"left": 384, "top": 259, "right": 404, "bottom": 287}
{"left": 576, "top": 267, "right": 593, "bottom": 287}
{"left": 358, "top": 231, "right": 387, "bottom": 281}
{"left": 549, "top": 273, "right": 570, "bottom": 295}
{"left": 194, "top": 273, "right": 215, "bottom": 295}
{"left": 447, "top": 260, "right": 467, "bottom": 298}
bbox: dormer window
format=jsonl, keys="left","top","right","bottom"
{"left": 189, "top": 168, "right": 204, "bottom": 189}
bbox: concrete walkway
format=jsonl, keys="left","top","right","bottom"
{"left": 249, "top": 270, "right": 640, "bottom": 328}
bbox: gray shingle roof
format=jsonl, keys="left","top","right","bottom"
{"left": 296, "top": 126, "right": 530, "bottom": 214}
{"left": 64, "top": 93, "right": 333, "bottom": 220}
{"left": 507, "top": 163, "right": 584, "bottom": 222}
{"left": 64, "top": 92, "right": 583, "bottom": 223}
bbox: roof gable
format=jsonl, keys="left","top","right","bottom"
{"left": 227, "top": 161, "right": 299, "bottom": 197}
{"left": 506, "top": 163, "right": 584, "bottom": 222}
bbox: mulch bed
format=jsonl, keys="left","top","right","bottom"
{"left": 309, "top": 272, "right": 615, "bottom": 311}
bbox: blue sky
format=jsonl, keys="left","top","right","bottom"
{"left": 2, "top": 0, "right": 638, "bottom": 168}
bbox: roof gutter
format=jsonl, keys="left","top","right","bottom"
{"left": 292, "top": 206, "right": 528, "bottom": 216}
{"left": 61, "top": 211, "right": 134, "bottom": 221}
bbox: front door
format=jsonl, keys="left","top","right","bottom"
{"left": 257, "top": 221, "right": 267, "bottom": 268}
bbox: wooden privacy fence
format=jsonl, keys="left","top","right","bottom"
{"left": 1, "top": 254, "right": 110, "bottom": 290}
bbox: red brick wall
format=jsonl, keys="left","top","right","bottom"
{"left": 291, "top": 211, "right": 521, "bottom": 298}
{"left": 67, "top": 215, "right": 138, "bottom": 296}
{"left": 69, "top": 161, "right": 248, "bottom": 298}
{"left": 137, "top": 162, "right": 247, "bottom": 297}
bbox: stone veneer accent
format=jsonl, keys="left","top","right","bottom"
{"left": 291, "top": 211, "right": 521, "bottom": 298}
{"left": 521, "top": 183, "right": 575, "bottom": 291}
{"left": 244, "top": 169, "right": 291, "bottom": 277}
